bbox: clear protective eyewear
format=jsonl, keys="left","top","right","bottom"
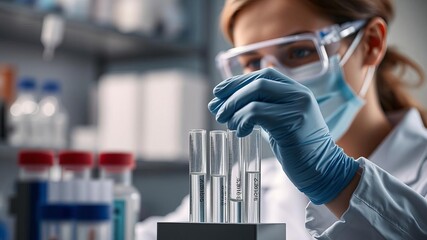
{"left": 216, "top": 20, "right": 366, "bottom": 81}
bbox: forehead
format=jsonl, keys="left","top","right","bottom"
{"left": 233, "top": 0, "right": 334, "bottom": 47}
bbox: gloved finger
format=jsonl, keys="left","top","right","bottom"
{"left": 227, "top": 101, "right": 305, "bottom": 140}
{"left": 213, "top": 68, "right": 291, "bottom": 99}
{"left": 216, "top": 78, "right": 304, "bottom": 123}
{"left": 208, "top": 97, "right": 225, "bottom": 115}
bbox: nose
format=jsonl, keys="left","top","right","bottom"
{"left": 260, "top": 55, "right": 280, "bottom": 69}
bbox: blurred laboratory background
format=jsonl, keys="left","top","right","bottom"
{"left": 0, "top": 0, "right": 426, "bottom": 232}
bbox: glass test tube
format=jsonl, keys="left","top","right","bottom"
{"left": 227, "top": 130, "right": 244, "bottom": 223}
{"left": 189, "top": 129, "right": 207, "bottom": 222}
{"left": 210, "top": 131, "right": 228, "bottom": 223}
{"left": 244, "top": 127, "right": 261, "bottom": 223}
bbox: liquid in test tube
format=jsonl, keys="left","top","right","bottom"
{"left": 227, "top": 130, "right": 244, "bottom": 223}
{"left": 210, "top": 131, "right": 228, "bottom": 223}
{"left": 189, "top": 129, "right": 207, "bottom": 222}
{"left": 243, "top": 127, "right": 261, "bottom": 223}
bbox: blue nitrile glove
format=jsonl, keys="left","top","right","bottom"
{"left": 208, "top": 68, "right": 360, "bottom": 205}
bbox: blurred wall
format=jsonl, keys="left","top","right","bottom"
{"left": 389, "top": 0, "right": 427, "bottom": 108}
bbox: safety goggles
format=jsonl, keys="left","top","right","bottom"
{"left": 216, "top": 20, "right": 366, "bottom": 81}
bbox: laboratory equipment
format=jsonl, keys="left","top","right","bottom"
{"left": 99, "top": 152, "right": 140, "bottom": 240}
{"left": 59, "top": 151, "right": 93, "bottom": 180}
{"left": 41, "top": 14, "right": 64, "bottom": 61}
{"left": 75, "top": 180, "right": 113, "bottom": 240}
{"left": 227, "top": 130, "right": 244, "bottom": 223}
{"left": 210, "top": 130, "right": 228, "bottom": 223}
{"left": 189, "top": 129, "right": 207, "bottom": 222}
{"left": 8, "top": 77, "right": 38, "bottom": 147}
{"left": 12, "top": 150, "right": 54, "bottom": 240}
{"left": 36, "top": 80, "right": 69, "bottom": 149}
{"left": 41, "top": 181, "right": 74, "bottom": 240}
{"left": 243, "top": 128, "right": 261, "bottom": 223}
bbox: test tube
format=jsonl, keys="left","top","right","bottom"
{"left": 189, "top": 129, "right": 207, "bottom": 222}
{"left": 243, "top": 127, "right": 261, "bottom": 223}
{"left": 210, "top": 131, "right": 228, "bottom": 223}
{"left": 227, "top": 130, "right": 244, "bottom": 223}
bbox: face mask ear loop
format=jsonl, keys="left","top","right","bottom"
{"left": 359, "top": 66, "right": 376, "bottom": 97}
{"left": 339, "top": 30, "right": 365, "bottom": 67}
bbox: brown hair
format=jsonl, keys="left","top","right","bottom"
{"left": 220, "top": 0, "right": 427, "bottom": 126}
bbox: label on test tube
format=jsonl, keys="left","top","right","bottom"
{"left": 189, "top": 173, "right": 206, "bottom": 222}
{"left": 246, "top": 171, "right": 260, "bottom": 223}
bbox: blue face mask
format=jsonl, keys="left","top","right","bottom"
{"left": 300, "top": 55, "right": 364, "bottom": 141}
{"left": 273, "top": 30, "right": 375, "bottom": 141}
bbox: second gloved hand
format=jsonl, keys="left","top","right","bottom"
{"left": 208, "top": 68, "right": 359, "bottom": 204}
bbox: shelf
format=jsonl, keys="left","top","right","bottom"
{"left": 0, "top": 2, "right": 204, "bottom": 60}
{"left": 0, "top": 143, "right": 189, "bottom": 173}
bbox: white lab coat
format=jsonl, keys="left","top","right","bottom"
{"left": 136, "top": 108, "right": 427, "bottom": 240}
{"left": 306, "top": 109, "right": 427, "bottom": 239}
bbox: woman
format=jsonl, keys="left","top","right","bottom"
{"left": 137, "top": 0, "right": 427, "bottom": 239}
{"left": 210, "top": 0, "right": 427, "bottom": 238}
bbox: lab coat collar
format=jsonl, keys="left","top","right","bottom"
{"left": 369, "top": 108, "right": 427, "bottom": 184}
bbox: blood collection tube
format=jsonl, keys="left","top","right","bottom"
{"left": 210, "top": 130, "right": 228, "bottom": 223}
{"left": 189, "top": 129, "right": 207, "bottom": 222}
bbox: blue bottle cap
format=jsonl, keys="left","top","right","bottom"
{"left": 42, "top": 80, "right": 61, "bottom": 93}
{"left": 18, "top": 77, "right": 37, "bottom": 91}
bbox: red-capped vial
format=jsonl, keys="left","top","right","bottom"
{"left": 98, "top": 152, "right": 135, "bottom": 185}
{"left": 98, "top": 152, "right": 140, "bottom": 240}
{"left": 18, "top": 150, "right": 54, "bottom": 181}
{"left": 59, "top": 151, "right": 93, "bottom": 180}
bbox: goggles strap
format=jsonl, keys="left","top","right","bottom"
{"left": 339, "top": 29, "right": 365, "bottom": 66}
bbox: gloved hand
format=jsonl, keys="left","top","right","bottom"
{"left": 208, "top": 68, "right": 360, "bottom": 204}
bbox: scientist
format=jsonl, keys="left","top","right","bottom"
{"left": 137, "top": 0, "right": 427, "bottom": 239}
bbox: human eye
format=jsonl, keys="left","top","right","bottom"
{"left": 278, "top": 41, "right": 320, "bottom": 68}
{"left": 289, "top": 47, "right": 316, "bottom": 59}
{"left": 239, "top": 57, "right": 262, "bottom": 73}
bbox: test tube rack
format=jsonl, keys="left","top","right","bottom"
{"left": 157, "top": 222, "right": 286, "bottom": 240}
